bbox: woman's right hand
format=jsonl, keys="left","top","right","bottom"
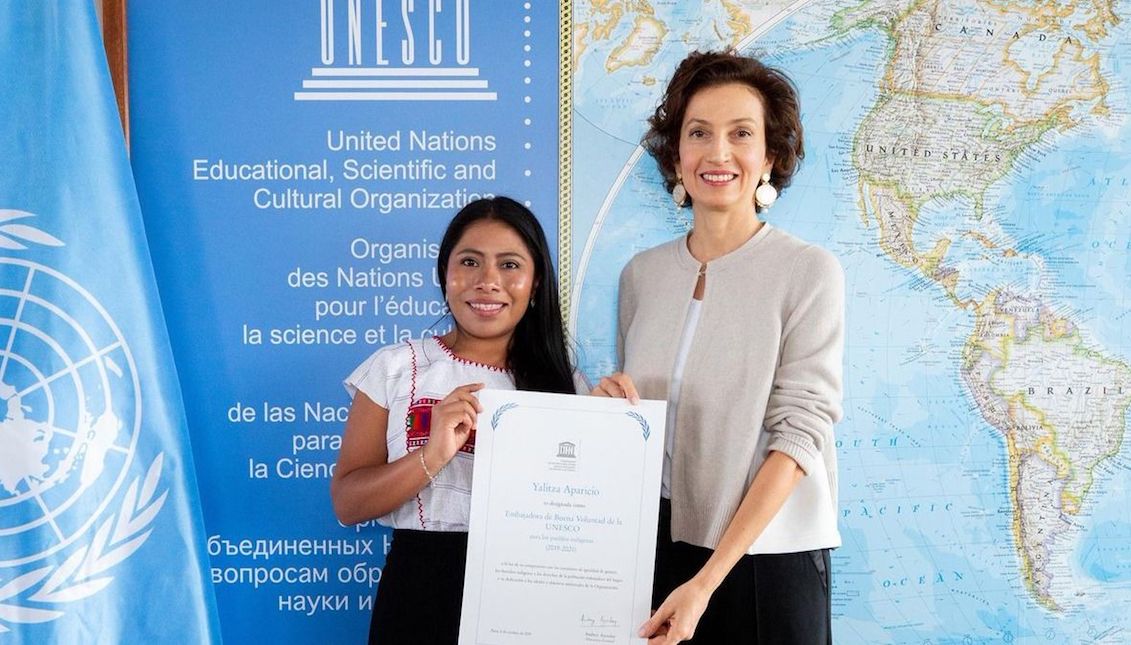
{"left": 425, "top": 382, "right": 485, "bottom": 468}
{"left": 590, "top": 372, "right": 640, "bottom": 404}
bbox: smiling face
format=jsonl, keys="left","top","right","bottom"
{"left": 677, "top": 82, "right": 775, "bottom": 216}
{"left": 444, "top": 218, "right": 537, "bottom": 346}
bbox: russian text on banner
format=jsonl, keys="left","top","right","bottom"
{"left": 0, "top": 4, "right": 221, "bottom": 642}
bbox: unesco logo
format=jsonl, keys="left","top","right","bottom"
{"left": 295, "top": 0, "right": 497, "bottom": 102}
{"left": 0, "top": 212, "right": 165, "bottom": 631}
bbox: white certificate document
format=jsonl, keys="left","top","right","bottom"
{"left": 458, "top": 389, "right": 666, "bottom": 645}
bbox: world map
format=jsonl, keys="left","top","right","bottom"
{"left": 0, "top": 255, "right": 129, "bottom": 566}
{"left": 0, "top": 381, "right": 54, "bottom": 495}
{"left": 569, "top": 0, "right": 1131, "bottom": 641}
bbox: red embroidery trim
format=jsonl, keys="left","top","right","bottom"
{"left": 407, "top": 340, "right": 418, "bottom": 403}
{"left": 407, "top": 340, "right": 427, "bottom": 530}
{"left": 432, "top": 336, "right": 510, "bottom": 373}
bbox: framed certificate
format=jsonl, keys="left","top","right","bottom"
{"left": 459, "top": 389, "right": 666, "bottom": 644}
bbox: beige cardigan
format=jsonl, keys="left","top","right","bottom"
{"left": 618, "top": 223, "right": 844, "bottom": 553}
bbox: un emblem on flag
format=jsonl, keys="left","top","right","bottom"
{"left": 0, "top": 214, "right": 166, "bottom": 630}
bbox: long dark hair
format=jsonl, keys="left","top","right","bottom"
{"left": 437, "top": 196, "right": 575, "bottom": 394}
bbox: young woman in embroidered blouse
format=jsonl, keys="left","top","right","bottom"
{"left": 331, "top": 197, "right": 577, "bottom": 644}
{"left": 592, "top": 51, "right": 845, "bottom": 644}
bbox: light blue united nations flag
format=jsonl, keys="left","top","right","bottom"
{"left": 0, "top": 4, "right": 220, "bottom": 642}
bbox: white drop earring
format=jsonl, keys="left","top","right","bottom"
{"left": 672, "top": 179, "right": 687, "bottom": 207}
{"left": 754, "top": 172, "right": 777, "bottom": 210}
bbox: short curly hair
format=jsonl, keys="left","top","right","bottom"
{"left": 642, "top": 50, "right": 804, "bottom": 208}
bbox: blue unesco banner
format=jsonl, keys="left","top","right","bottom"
{"left": 0, "top": 3, "right": 220, "bottom": 642}
{"left": 129, "top": 1, "right": 563, "bottom": 642}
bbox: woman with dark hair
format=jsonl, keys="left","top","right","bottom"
{"left": 331, "top": 196, "right": 578, "bottom": 643}
{"left": 593, "top": 51, "right": 844, "bottom": 643}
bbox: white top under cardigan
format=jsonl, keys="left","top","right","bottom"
{"left": 618, "top": 223, "right": 844, "bottom": 554}
{"left": 662, "top": 298, "right": 702, "bottom": 498}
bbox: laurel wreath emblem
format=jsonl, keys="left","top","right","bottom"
{"left": 625, "top": 411, "right": 650, "bottom": 441}
{"left": 0, "top": 210, "right": 64, "bottom": 249}
{"left": 0, "top": 454, "right": 167, "bottom": 633}
{"left": 0, "top": 209, "right": 161, "bottom": 631}
{"left": 491, "top": 403, "right": 518, "bottom": 431}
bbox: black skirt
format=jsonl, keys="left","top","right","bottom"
{"left": 369, "top": 529, "right": 468, "bottom": 645}
{"left": 653, "top": 498, "right": 832, "bottom": 644}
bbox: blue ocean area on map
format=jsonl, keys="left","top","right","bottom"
{"left": 993, "top": 114, "right": 1131, "bottom": 354}
{"left": 1079, "top": 519, "right": 1131, "bottom": 583}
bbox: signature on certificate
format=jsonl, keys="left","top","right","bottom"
{"left": 579, "top": 613, "right": 620, "bottom": 628}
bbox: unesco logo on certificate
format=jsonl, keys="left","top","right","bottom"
{"left": 548, "top": 441, "right": 577, "bottom": 473}
{"left": 295, "top": 0, "right": 497, "bottom": 102}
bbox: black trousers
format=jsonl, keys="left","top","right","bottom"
{"left": 653, "top": 499, "right": 832, "bottom": 644}
{"left": 368, "top": 529, "right": 468, "bottom": 645}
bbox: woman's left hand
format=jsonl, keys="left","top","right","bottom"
{"left": 638, "top": 579, "right": 712, "bottom": 644}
